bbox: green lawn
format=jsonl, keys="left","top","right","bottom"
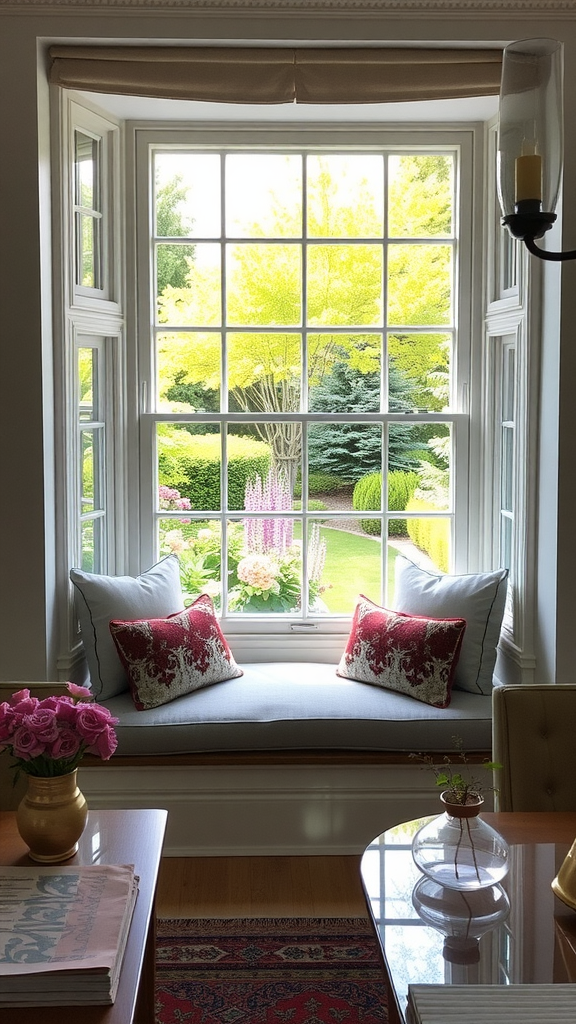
{"left": 319, "top": 526, "right": 401, "bottom": 613}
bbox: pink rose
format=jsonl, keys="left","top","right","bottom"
{"left": 53, "top": 699, "right": 80, "bottom": 725}
{"left": 39, "top": 695, "right": 72, "bottom": 712}
{"left": 86, "top": 725, "right": 118, "bottom": 760}
{"left": 10, "top": 690, "right": 40, "bottom": 716}
{"left": 25, "top": 708, "right": 59, "bottom": 744}
{"left": 0, "top": 702, "right": 16, "bottom": 744}
{"left": 75, "top": 704, "right": 118, "bottom": 743}
{"left": 66, "top": 683, "right": 93, "bottom": 702}
{"left": 50, "top": 726, "right": 82, "bottom": 760}
{"left": 11, "top": 724, "right": 45, "bottom": 760}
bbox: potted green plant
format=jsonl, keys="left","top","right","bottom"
{"left": 409, "top": 739, "right": 509, "bottom": 890}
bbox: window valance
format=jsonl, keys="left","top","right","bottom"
{"left": 48, "top": 46, "right": 502, "bottom": 104}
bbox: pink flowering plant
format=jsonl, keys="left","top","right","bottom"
{"left": 0, "top": 684, "right": 118, "bottom": 779}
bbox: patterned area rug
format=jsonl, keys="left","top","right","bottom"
{"left": 155, "top": 917, "right": 388, "bottom": 1024}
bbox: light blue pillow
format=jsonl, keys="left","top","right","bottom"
{"left": 70, "top": 555, "right": 184, "bottom": 701}
{"left": 394, "top": 556, "right": 508, "bottom": 695}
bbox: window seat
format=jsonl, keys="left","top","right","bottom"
{"left": 77, "top": 662, "right": 493, "bottom": 857}
{"left": 99, "top": 661, "right": 492, "bottom": 757}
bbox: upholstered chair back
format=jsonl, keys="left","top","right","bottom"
{"left": 493, "top": 683, "right": 576, "bottom": 811}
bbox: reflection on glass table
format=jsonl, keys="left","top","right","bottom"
{"left": 411, "top": 877, "right": 510, "bottom": 965}
{"left": 360, "top": 814, "right": 576, "bottom": 1024}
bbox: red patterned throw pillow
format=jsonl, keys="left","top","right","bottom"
{"left": 337, "top": 595, "right": 466, "bottom": 708}
{"left": 109, "top": 594, "right": 243, "bottom": 711}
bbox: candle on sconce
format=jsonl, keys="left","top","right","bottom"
{"left": 515, "top": 153, "right": 543, "bottom": 203}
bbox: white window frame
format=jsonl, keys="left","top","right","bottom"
{"left": 128, "top": 123, "right": 478, "bottom": 654}
{"left": 54, "top": 92, "right": 127, "bottom": 677}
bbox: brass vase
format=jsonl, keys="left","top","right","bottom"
{"left": 16, "top": 769, "right": 88, "bottom": 862}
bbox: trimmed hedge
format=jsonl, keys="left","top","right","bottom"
{"left": 158, "top": 427, "right": 271, "bottom": 511}
{"left": 294, "top": 471, "right": 352, "bottom": 499}
{"left": 353, "top": 470, "right": 420, "bottom": 536}
{"left": 406, "top": 496, "right": 450, "bottom": 572}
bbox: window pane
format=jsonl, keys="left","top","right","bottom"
{"left": 157, "top": 243, "right": 221, "bottom": 325}
{"left": 501, "top": 425, "right": 514, "bottom": 513}
{"left": 76, "top": 212, "right": 101, "bottom": 289}
{"left": 500, "top": 514, "right": 512, "bottom": 571}
{"left": 388, "top": 333, "right": 451, "bottom": 412}
{"left": 388, "top": 423, "right": 451, "bottom": 508}
{"left": 155, "top": 152, "right": 221, "bottom": 238}
{"left": 157, "top": 332, "right": 221, "bottom": 412}
{"left": 81, "top": 520, "right": 95, "bottom": 572}
{"left": 307, "top": 154, "right": 383, "bottom": 238}
{"left": 226, "top": 154, "right": 302, "bottom": 238}
{"left": 502, "top": 347, "right": 515, "bottom": 422}
{"left": 391, "top": 517, "right": 451, "bottom": 573}
{"left": 388, "top": 154, "right": 453, "bottom": 238}
{"left": 228, "top": 516, "right": 302, "bottom": 614}
{"left": 74, "top": 131, "right": 102, "bottom": 290}
{"left": 78, "top": 347, "right": 97, "bottom": 421}
{"left": 387, "top": 245, "right": 452, "bottom": 327}
{"left": 227, "top": 428, "right": 301, "bottom": 511}
{"left": 227, "top": 244, "right": 301, "bottom": 326}
{"left": 308, "top": 335, "right": 381, "bottom": 413}
{"left": 81, "top": 430, "right": 96, "bottom": 512}
{"left": 157, "top": 425, "right": 221, "bottom": 512}
{"left": 81, "top": 518, "right": 103, "bottom": 573}
{"left": 228, "top": 333, "right": 301, "bottom": 413}
{"left": 159, "top": 517, "right": 223, "bottom": 606}
{"left": 317, "top": 520, "right": 382, "bottom": 615}
{"left": 75, "top": 131, "right": 99, "bottom": 212}
{"left": 307, "top": 244, "right": 383, "bottom": 327}
{"left": 308, "top": 423, "right": 383, "bottom": 498}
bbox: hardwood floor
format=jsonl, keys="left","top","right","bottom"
{"left": 156, "top": 854, "right": 369, "bottom": 919}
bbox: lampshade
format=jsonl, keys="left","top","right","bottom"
{"left": 497, "top": 38, "right": 563, "bottom": 242}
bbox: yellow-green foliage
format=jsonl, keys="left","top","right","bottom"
{"left": 406, "top": 497, "right": 450, "bottom": 572}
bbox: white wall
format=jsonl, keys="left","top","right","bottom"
{"left": 1, "top": 1, "right": 576, "bottom": 686}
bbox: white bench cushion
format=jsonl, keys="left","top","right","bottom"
{"left": 102, "top": 662, "right": 492, "bottom": 756}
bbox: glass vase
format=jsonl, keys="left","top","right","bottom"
{"left": 411, "top": 792, "right": 510, "bottom": 890}
{"left": 16, "top": 769, "right": 88, "bottom": 863}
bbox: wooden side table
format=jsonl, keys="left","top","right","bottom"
{"left": 0, "top": 808, "right": 167, "bottom": 1024}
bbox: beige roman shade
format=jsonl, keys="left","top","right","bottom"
{"left": 48, "top": 46, "right": 502, "bottom": 104}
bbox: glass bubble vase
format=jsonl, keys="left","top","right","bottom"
{"left": 411, "top": 792, "right": 510, "bottom": 890}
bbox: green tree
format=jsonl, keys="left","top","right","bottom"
{"left": 156, "top": 154, "right": 452, "bottom": 489}
{"left": 156, "top": 174, "right": 196, "bottom": 295}
{"left": 308, "top": 359, "right": 420, "bottom": 482}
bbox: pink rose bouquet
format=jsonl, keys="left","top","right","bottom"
{"left": 0, "top": 683, "right": 118, "bottom": 778}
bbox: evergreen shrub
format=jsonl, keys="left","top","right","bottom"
{"left": 158, "top": 428, "right": 271, "bottom": 510}
{"left": 353, "top": 470, "right": 420, "bottom": 536}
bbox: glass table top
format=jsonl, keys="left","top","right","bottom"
{"left": 360, "top": 815, "right": 576, "bottom": 1022}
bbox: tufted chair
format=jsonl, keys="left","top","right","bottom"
{"left": 492, "top": 683, "right": 576, "bottom": 811}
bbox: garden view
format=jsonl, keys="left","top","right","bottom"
{"left": 84, "top": 150, "right": 457, "bottom": 615}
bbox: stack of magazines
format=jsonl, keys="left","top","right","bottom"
{"left": 407, "top": 983, "right": 576, "bottom": 1024}
{"left": 0, "top": 863, "right": 138, "bottom": 1006}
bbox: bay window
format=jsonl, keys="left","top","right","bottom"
{"left": 134, "top": 129, "right": 474, "bottom": 637}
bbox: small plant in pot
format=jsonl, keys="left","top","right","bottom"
{"left": 409, "top": 738, "right": 509, "bottom": 890}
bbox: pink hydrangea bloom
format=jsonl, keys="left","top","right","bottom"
{"left": 237, "top": 554, "right": 278, "bottom": 591}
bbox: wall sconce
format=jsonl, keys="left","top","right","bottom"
{"left": 497, "top": 37, "right": 576, "bottom": 261}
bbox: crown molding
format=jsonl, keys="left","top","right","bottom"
{"left": 0, "top": 0, "right": 574, "bottom": 14}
